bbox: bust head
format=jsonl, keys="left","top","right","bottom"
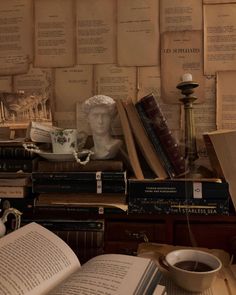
{"left": 82, "top": 95, "right": 117, "bottom": 136}
{"left": 82, "top": 95, "right": 122, "bottom": 159}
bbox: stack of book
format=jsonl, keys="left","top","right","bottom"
{"left": 128, "top": 178, "right": 230, "bottom": 215}
{"left": 0, "top": 139, "right": 38, "bottom": 173}
{"left": 33, "top": 159, "right": 128, "bottom": 215}
{"left": 116, "top": 93, "right": 187, "bottom": 179}
{"left": 0, "top": 140, "right": 38, "bottom": 215}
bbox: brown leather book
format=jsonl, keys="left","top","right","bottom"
{"left": 135, "top": 93, "right": 187, "bottom": 177}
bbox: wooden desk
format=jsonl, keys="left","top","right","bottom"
{"left": 22, "top": 209, "right": 236, "bottom": 263}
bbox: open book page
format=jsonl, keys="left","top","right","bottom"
{"left": 34, "top": 0, "right": 75, "bottom": 68}
{"left": 0, "top": 222, "right": 80, "bottom": 295}
{"left": 48, "top": 254, "right": 160, "bottom": 295}
{"left": 0, "top": 0, "right": 32, "bottom": 75}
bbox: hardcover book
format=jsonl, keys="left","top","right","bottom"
{"left": 128, "top": 198, "right": 229, "bottom": 215}
{"left": 36, "top": 159, "right": 124, "bottom": 172}
{"left": 32, "top": 171, "right": 127, "bottom": 181}
{"left": 116, "top": 99, "right": 144, "bottom": 179}
{"left": 0, "top": 185, "right": 31, "bottom": 198}
{"left": 128, "top": 179, "right": 230, "bottom": 200}
{"left": 35, "top": 193, "right": 128, "bottom": 215}
{"left": 135, "top": 93, "right": 187, "bottom": 177}
{"left": 123, "top": 99, "right": 168, "bottom": 179}
{"left": 0, "top": 222, "right": 162, "bottom": 295}
{"left": 0, "top": 158, "right": 38, "bottom": 172}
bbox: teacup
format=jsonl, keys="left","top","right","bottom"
{"left": 50, "top": 129, "right": 86, "bottom": 154}
{"left": 160, "top": 249, "right": 222, "bottom": 292}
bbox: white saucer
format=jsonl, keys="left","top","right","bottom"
{"left": 36, "top": 150, "right": 91, "bottom": 162}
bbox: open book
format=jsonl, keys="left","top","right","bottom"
{"left": 1, "top": 222, "right": 162, "bottom": 295}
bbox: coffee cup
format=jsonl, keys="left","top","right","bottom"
{"left": 159, "top": 249, "right": 222, "bottom": 292}
{"left": 50, "top": 129, "right": 86, "bottom": 154}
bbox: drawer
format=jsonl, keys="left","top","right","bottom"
{"left": 174, "top": 222, "right": 236, "bottom": 253}
{"left": 105, "top": 221, "right": 167, "bottom": 243}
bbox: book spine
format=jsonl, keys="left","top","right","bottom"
{"left": 128, "top": 199, "right": 229, "bottom": 215}
{"left": 0, "top": 159, "right": 36, "bottom": 172}
{"left": 37, "top": 160, "right": 124, "bottom": 172}
{"left": 0, "top": 186, "right": 26, "bottom": 198}
{"left": 34, "top": 205, "right": 126, "bottom": 215}
{"left": 135, "top": 102, "right": 176, "bottom": 178}
{"left": 136, "top": 93, "right": 186, "bottom": 176}
{"left": 0, "top": 146, "right": 35, "bottom": 159}
{"left": 128, "top": 180, "right": 230, "bottom": 200}
{"left": 32, "top": 182, "right": 126, "bottom": 194}
{"left": 32, "top": 171, "right": 126, "bottom": 181}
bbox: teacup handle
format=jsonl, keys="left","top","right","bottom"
{"left": 158, "top": 255, "right": 170, "bottom": 272}
{"left": 73, "top": 150, "right": 94, "bottom": 165}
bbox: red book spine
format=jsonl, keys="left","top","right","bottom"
{"left": 137, "top": 93, "right": 187, "bottom": 176}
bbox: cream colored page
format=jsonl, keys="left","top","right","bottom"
{"left": 13, "top": 66, "right": 53, "bottom": 122}
{"left": 204, "top": 4, "right": 236, "bottom": 75}
{"left": 48, "top": 254, "right": 153, "bottom": 295}
{"left": 94, "top": 64, "right": 136, "bottom": 135}
{"left": 0, "top": 77, "right": 12, "bottom": 92}
{"left": 209, "top": 131, "right": 236, "bottom": 212}
{"left": 203, "top": 0, "right": 236, "bottom": 3}
{"left": 54, "top": 65, "right": 93, "bottom": 129}
{"left": 0, "top": 0, "right": 33, "bottom": 75}
{"left": 34, "top": 0, "right": 75, "bottom": 68}
{"left": 160, "top": 0, "right": 202, "bottom": 33}
{"left": 0, "top": 222, "right": 80, "bottom": 295}
{"left": 194, "top": 75, "right": 217, "bottom": 163}
{"left": 161, "top": 30, "right": 205, "bottom": 104}
{"left": 216, "top": 71, "right": 236, "bottom": 129}
{"left": 137, "top": 66, "right": 182, "bottom": 132}
{"left": 117, "top": 0, "right": 159, "bottom": 66}
{"left": 76, "top": 0, "right": 116, "bottom": 64}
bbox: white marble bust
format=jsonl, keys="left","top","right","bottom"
{"left": 82, "top": 95, "right": 123, "bottom": 159}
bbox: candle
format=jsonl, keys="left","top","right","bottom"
{"left": 182, "top": 73, "right": 192, "bottom": 82}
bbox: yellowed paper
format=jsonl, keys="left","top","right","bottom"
{"left": 94, "top": 64, "right": 136, "bottom": 135}
{"left": 117, "top": 0, "right": 159, "bottom": 66}
{"left": 161, "top": 30, "right": 205, "bottom": 104}
{"left": 194, "top": 75, "right": 217, "bottom": 161}
{"left": 0, "top": 0, "right": 33, "bottom": 75}
{"left": 204, "top": 4, "right": 236, "bottom": 75}
{"left": 76, "top": 0, "right": 116, "bottom": 64}
{"left": 203, "top": 0, "right": 236, "bottom": 3}
{"left": 208, "top": 130, "right": 236, "bottom": 213}
{"left": 0, "top": 77, "right": 12, "bottom": 92}
{"left": 34, "top": 0, "right": 75, "bottom": 68}
{"left": 137, "top": 66, "right": 182, "bottom": 132}
{"left": 54, "top": 65, "right": 93, "bottom": 129}
{"left": 216, "top": 71, "right": 236, "bottom": 130}
{"left": 160, "top": 0, "right": 202, "bottom": 33}
{"left": 12, "top": 65, "right": 53, "bottom": 122}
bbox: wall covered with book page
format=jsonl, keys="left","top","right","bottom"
{"left": 0, "top": 0, "right": 235, "bottom": 161}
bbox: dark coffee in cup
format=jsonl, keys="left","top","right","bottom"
{"left": 174, "top": 260, "right": 213, "bottom": 272}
